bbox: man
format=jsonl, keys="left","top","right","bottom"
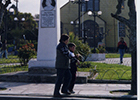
{"left": 0, "top": 40, "right": 8, "bottom": 59}
{"left": 53, "top": 34, "right": 80, "bottom": 97}
{"left": 117, "top": 37, "right": 127, "bottom": 63}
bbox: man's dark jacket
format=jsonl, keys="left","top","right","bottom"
{"left": 55, "top": 42, "right": 77, "bottom": 69}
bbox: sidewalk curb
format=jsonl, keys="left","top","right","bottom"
{"left": 0, "top": 94, "right": 137, "bottom": 100}
{"left": 88, "top": 79, "right": 131, "bottom": 84}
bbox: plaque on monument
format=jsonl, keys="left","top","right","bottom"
{"left": 41, "top": 0, "right": 56, "bottom": 28}
{"left": 41, "top": 10, "right": 56, "bottom": 28}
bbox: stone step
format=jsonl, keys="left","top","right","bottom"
{"left": 0, "top": 71, "right": 131, "bottom": 84}
{"left": 0, "top": 71, "right": 88, "bottom": 83}
{"left": 0, "top": 94, "right": 137, "bottom": 100}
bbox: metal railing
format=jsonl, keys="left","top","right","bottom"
{"left": 89, "top": 68, "right": 131, "bottom": 80}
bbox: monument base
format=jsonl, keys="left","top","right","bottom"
{"left": 0, "top": 71, "right": 89, "bottom": 83}
{"left": 28, "top": 59, "right": 56, "bottom": 74}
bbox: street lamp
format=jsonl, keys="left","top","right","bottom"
{"left": 14, "top": 0, "right": 18, "bottom": 15}
{"left": 9, "top": 6, "right": 25, "bottom": 25}
{"left": 88, "top": 10, "right": 102, "bottom": 52}
{"left": 3, "top": 4, "right": 17, "bottom": 41}
{"left": 70, "top": 20, "right": 80, "bottom": 36}
{"left": 9, "top": 4, "right": 26, "bottom": 43}
{"left": 70, "top": 0, "right": 89, "bottom": 38}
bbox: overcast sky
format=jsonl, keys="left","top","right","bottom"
{"left": 9, "top": 0, "right": 69, "bottom": 16}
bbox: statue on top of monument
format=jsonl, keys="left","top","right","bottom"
{"left": 42, "top": 0, "right": 56, "bottom": 11}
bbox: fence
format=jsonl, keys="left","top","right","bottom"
{"left": 89, "top": 68, "right": 131, "bottom": 80}
{"left": 78, "top": 57, "right": 131, "bottom": 81}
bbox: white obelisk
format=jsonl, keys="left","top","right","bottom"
{"left": 28, "top": 0, "right": 60, "bottom": 73}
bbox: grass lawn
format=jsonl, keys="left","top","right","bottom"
{"left": 0, "top": 55, "right": 37, "bottom": 64}
{"left": 0, "top": 58, "right": 19, "bottom": 64}
{"left": 0, "top": 65, "right": 28, "bottom": 74}
{"left": 78, "top": 62, "right": 131, "bottom": 80}
{"left": 105, "top": 53, "right": 131, "bottom": 58}
{"left": 0, "top": 54, "right": 131, "bottom": 80}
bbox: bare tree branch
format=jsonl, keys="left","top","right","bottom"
{"left": 4, "top": 0, "right": 11, "bottom": 8}
{"left": 0, "top": 0, "right": 11, "bottom": 26}
{"left": 115, "top": 0, "right": 123, "bottom": 15}
{"left": 111, "top": 13, "right": 131, "bottom": 28}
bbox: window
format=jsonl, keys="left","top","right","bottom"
{"left": 81, "top": 0, "right": 87, "bottom": 12}
{"left": 94, "top": 0, "right": 100, "bottom": 11}
{"left": 87, "top": 0, "right": 94, "bottom": 11}
{"left": 119, "top": 22, "right": 125, "bottom": 37}
{"left": 87, "top": 0, "right": 100, "bottom": 12}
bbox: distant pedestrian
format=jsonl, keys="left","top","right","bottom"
{"left": 117, "top": 37, "right": 127, "bottom": 63}
{"left": 53, "top": 34, "right": 80, "bottom": 97}
{"left": 0, "top": 40, "right": 8, "bottom": 59}
{"left": 0, "top": 41, "right": 2, "bottom": 51}
{"left": 68, "top": 43, "right": 79, "bottom": 94}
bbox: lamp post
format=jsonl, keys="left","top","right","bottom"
{"left": 14, "top": 0, "right": 18, "bottom": 16}
{"left": 70, "top": 20, "right": 80, "bottom": 36}
{"left": 88, "top": 10, "right": 102, "bottom": 52}
{"left": 10, "top": 0, "right": 18, "bottom": 28}
{"left": 4, "top": 10, "right": 7, "bottom": 41}
{"left": 9, "top": 4, "right": 26, "bottom": 50}
{"left": 70, "top": 0, "right": 89, "bottom": 38}
{"left": 3, "top": 3, "right": 19, "bottom": 41}
{"left": 9, "top": 4, "right": 25, "bottom": 28}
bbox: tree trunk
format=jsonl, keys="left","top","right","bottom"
{"left": 111, "top": 0, "right": 137, "bottom": 95}
{"left": 0, "top": 5, "right": 5, "bottom": 26}
{"left": 130, "top": 50, "right": 137, "bottom": 95}
{"left": 129, "top": 29, "right": 137, "bottom": 95}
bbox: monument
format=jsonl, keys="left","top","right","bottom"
{"left": 28, "top": 0, "right": 60, "bottom": 74}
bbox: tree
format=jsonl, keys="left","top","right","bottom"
{"left": 4, "top": 12, "right": 38, "bottom": 42}
{"left": 34, "top": 14, "right": 39, "bottom": 19}
{"left": 0, "top": 0, "right": 11, "bottom": 26}
{"left": 111, "top": 0, "right": 137, "bottom": 95}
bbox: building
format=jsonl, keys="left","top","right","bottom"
{"left": 60, "top": 0, "right": 130, "bottom": 52}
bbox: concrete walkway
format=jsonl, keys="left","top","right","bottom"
{"left": 0, "top": 82, "right": 137, "bottom": 100}
{"left": 94, "top": 58, "right": 131, "bottom": 66}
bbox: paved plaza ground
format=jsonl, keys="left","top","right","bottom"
{"left": 0, "top": 82, "right": 136, "bottom": 100}
{"left": 94, "top": 58, "right": 131, "bottom": 67}
{"left": 0, "top": 57, "right": 137, "bottom": 100}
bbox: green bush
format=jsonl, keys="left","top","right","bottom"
{"left": 69, "top": 32, "right": 91, "bottom": 61}
{"left": 78, "top": 61, "right": 92, "bottom": 68}
{"left": 17, "top": 43, "right": 36, "bottom": 66}
{"left": 91, "top": 44, "right": 106, "bottom": 53}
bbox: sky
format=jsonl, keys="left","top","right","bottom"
{"left": 9, "top": 0, "right": 69, "bottom": 16}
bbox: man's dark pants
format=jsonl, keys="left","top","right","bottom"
{"left": 54, "top": 68, "right": 72, "bottom": 95}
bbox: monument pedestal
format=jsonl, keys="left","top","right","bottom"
{"left": 28, "top": 0, "right": 60, "bottom": 74}
{"left": 28, "top": 59, "right": 56, "bottom": 74}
